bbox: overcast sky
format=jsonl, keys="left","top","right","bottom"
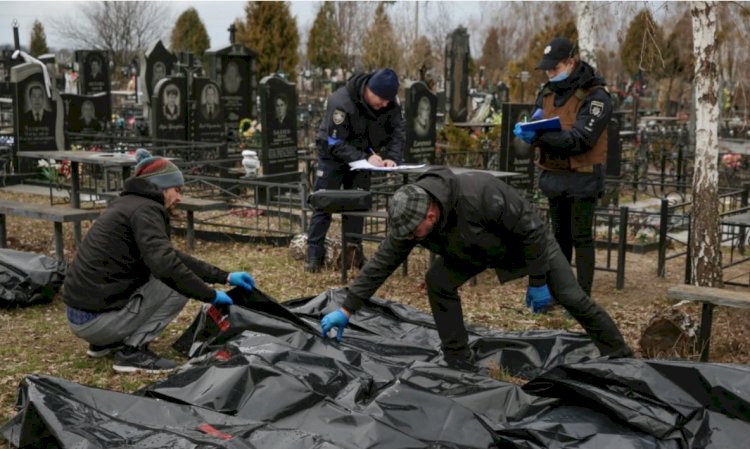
{"left": 0, "top": 1, "right": 482, "bottom": 52}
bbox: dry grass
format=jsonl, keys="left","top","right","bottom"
{"left": 2, "top": 188, "right": 750, "bottom": 433}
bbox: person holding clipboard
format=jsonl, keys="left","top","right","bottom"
{"left": 513, "top": 37, "right": 612, "bottom": 297}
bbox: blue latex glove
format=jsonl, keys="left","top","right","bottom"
{"left": 213, "top": 290, "right": 233, "bottom": 306}
{"left": 513, "top": 123, "right": 536, "bottom": 144}
{"left": 321, "top": 308, "right": 350, "bottom": 342}
{"left": 531, "top": 108, "right": 544, "bottom": 120}
{"left": 526, "top": 285, "right": 553, "bottom": 314}
{"left": 228, "top": 272, "right": 255, "bottom": 291}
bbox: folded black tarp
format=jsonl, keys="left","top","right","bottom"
{"left": 3, "top": 287, "right": 750, "bottom": 448}
{"left": 0, "top": 248, "right": 65, "bottom": 308}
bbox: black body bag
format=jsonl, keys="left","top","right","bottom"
{"left": 308, "top": 189, "right": 372, "bottom": 212}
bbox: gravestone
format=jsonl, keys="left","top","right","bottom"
{"left": 151, "top": 77, "right": 187, "bottom": 141}
{"left": 259, "top": 75, "right": 298, "bottom": 174}
{"left": 61, "top": 93, "right": 108, "bottom": 135}
{"left": 444, "top": 27, "right": 470, "bottom": 123}
{"left": 11, "top": 62, "right": 63, "bottom": 155}
{"left": 404, "top": 81, "right": 437, "bottom": 164}
{"left": 140, "top": 40, "right": 178, "bottom": 124}
{"left": 0, "top": 50, "right": 22, "bottom": 97}
{"left": 205, "top": 32, "right": 257, "bottom": 142}
{"left": 191, "top": 78, "right": 226, "bottom": 142}
{"left": 497, "top": 103, "right": 535, "bottom": 192}
{"left": 76, "top": 50, "right": 111, "bottom": 125}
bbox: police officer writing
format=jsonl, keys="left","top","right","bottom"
{"left": 305, "top": 68, "right": 405, "bottom": 272}
{"left": 320, "top": 167, "right": 632, "bottom": 371}
{"left": 514, "top": 37, "right": 611, "bottom": 296}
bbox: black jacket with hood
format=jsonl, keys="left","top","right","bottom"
{"left": 62, "top": 177, "right": 228, "bottom": 312}
{"left": 316, "top": 72, "right": 405, "bottom": 164}
{"left": 344, "top": 167, "right": 553, "bottom": 312}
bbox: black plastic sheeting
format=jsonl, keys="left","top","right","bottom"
{"left": 0, "top": 248, "right": 65, "bottom": 308}
{"left": 3, "top": 287, "right": 750, "bottom": 448}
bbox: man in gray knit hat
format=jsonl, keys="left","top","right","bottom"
{"left": 320, "top": 166, "right": 632, "bottom": 371}
{"left": 63, "top": 149, "right": 257, "bottom": 373}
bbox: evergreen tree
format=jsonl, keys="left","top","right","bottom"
{"left": 620, "top": 9, "right": 666, "bottom": 78}
{"left": 236, "top": 1, "right": 300, "bottom": 81}
{"left": 509, "top": 4, "right": 576, "bottom": 102}
{"left": 361, "top": 2, "right": 400, "bottom": 72}
{"left": 29, "top": 20, "right": 49, "bottom": 57}
{"left": 170, "top": 8, "right": 211, "bottom": 57}
{"left": 307, "top": 2, "right": 342, "bottom": 70}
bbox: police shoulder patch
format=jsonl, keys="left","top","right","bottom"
{"left": 590, "top": 101, "right": 604, "bottom": 117}
{"left": 332, "top": 109, "right": 346, "bottom": 125}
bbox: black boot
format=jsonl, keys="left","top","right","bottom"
{"left": 304, "top": 257, "right": 323, "bottom": 273}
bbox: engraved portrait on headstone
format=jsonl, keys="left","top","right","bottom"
{"left": 414, "top": 96, "right": 432, "bottom": 139}
{"left": 163, "top": 83, "right": 181, "bottom": 121}
{"left": 79, "top": 100, "right": 102, "bottom": 132}
{"left": 272, "top": 92, "right": 293, "bottom": 129}
{"left": 62, "top": 93, "right": 108, "bottom": 135}
{"left": 222, "top": 60, "right": 242, "bottom": 95}
{"left": 191, "top": 78, "right": 225, "bottom": 142}
{"left": 200, "top": 83, "right": 221, "bottom": 120}
{"left": 79, "top": 51, "right": 109, "bottom": 95}
{"left": 152, "top": 77, "right": 187, "bottom": 141}
{"left": 152, "top": 61, "right": 167, "bottom": 90}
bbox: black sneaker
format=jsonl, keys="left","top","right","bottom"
{"left": 112, "top": 346, "right": 177, "bottom": 374}
{"left": 87, "top": 342, "right": 125, "bottom": 358}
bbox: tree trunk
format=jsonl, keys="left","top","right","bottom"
{"left": 690, "top": 1, "right": 722, "bottom": 287}
{"left": 575, "top": 2, "right": 597, "bottom": 69}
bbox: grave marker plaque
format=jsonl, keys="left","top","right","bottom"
{"left": 151, "top": 77, "right": 187, "bottom": 141}
{"left": 259, "top": 75, "right": 298, "bottom": 174}
{"left": 404, "top": 81, "right": 436, "bottom": 164}
{"left": 76, "top": 50, "right": 111, "bottom": 125}
{"left": 11, "top": 63, "right": 63, "bottom": 154}
{"left": 445, "top": 27, "right": 470, "bottom": 123}
{"left": 191, "top": 78, "right": 226, "bottom": 142}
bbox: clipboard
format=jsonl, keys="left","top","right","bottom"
{"left": 518, "top": 116, "right": 561, "bottom": 132}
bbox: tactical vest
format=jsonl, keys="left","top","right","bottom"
{"left": 535, "top": 87, "right": 607, "bottom": 173}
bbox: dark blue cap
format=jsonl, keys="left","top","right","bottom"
{"left": 367, "top": 68, "right": 399, "bottom": 101}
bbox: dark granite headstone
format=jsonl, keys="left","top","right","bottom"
{"left": 191, "top": 78, "right": 225, "bottom": 142}
{"left": 0, "top": 50, "right": 22, "bottom": 97}
{"left": 444, "top": 27, "right": 470, "bottom": 123}
{"left": 75, "top": 50, "right": 111, "bottom": 126}
{"left": 152, "top": 77, "right": 187, "bottom": 141}
{"left": 11, "top": 63, "right": 63, "bottom": 154}
{"left": 404, "top": 81, "right": 436, "bottom": 164}
{"left": 140, "top": 41, "right": 177, "bottom": 103}
{"left": 61, "top": 93, "right": 108, "bottom": 135}
{"left": 259, "top": 75, "right": 298, "bottom": 174}
{"left": 205, "top": 42, "right": 257, "bottom": 141}
{"left": 498, "top": 103, "right": 535, "bottom": 192}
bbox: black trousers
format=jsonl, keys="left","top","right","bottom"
{"left": 425, "top": 244, "right": 630, "bottom": 359}
{"left": 548, "top": 196, "right": 597, "bottom": 296}
{"left": 306, "top": 159, "right": 371, "bottom": 261}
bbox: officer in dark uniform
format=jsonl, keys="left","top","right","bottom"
{"left": 515, "top": 37, "right": 612, "bottom": 297}
{"left": 305, "top": 68, "right": 405, "bottom": 272}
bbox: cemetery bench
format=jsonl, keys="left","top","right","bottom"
{"left": 0, "top": 199, "right": 99, "bottom": 261}
{"left": 666, "top": 284, "right": 750, "bottom": 362}
{"left": 175, "top": 198, "right": 227, "bottom": 252}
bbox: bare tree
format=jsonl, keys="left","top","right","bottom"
{"left": 689, "top": 1, "right": 722, "bottom": 287}
{"left": 575, "top": 2, "right": 598, "bottom": 69}
{"left": 51, "top": 2, "right": 171, "bottom": 75}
